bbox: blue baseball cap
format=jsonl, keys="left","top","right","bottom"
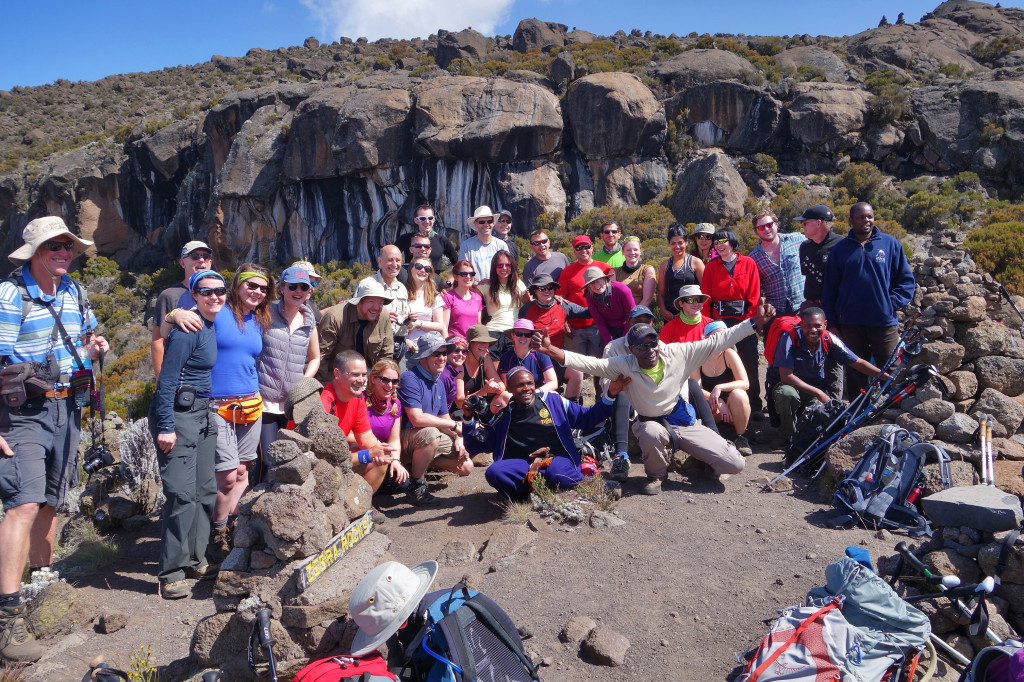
{"left": 280, "top": 266, "right": 311, "bottom": 285}
{"left": 629, "top": 305, "right": 654, "bottom": 319}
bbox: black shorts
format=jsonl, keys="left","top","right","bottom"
{"left": 0, "top": 397, "right": 83, "bottom": 511}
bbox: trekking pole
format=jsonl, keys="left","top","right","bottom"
{"left": 998, "top": 283, "right": 1024, "bottom": 325}
{"left": 979, "top": 414, "right": 989, "bottom": 487}
{"left": 986, "top": 415, "right": 996, "bottom": 486}
{"left": 248, "top": 608, "right": 279, "bottom": 682}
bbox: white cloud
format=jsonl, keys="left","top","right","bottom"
{"left": 299, "top": 0, "right": 516, "bottom": 41}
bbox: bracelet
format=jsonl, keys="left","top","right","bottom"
{"left": 357, "top": 449, "right": 371, "bottom": 464}
{"left": 164, "top": 308, "right": 178, "bottom": 323}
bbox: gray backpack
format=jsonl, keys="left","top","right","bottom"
{"left": 959, "top": 641, "right": 1024, "bottom": 682}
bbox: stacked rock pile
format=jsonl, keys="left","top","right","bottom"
{"left": 191, "top": 377, "right": 393, "bottom": 681}
{"left": 826, "top": 229, "right": 1024, "bottom": 501}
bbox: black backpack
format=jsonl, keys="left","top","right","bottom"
{"left": 832, "top": 426, "right": 952, "bottom": 537}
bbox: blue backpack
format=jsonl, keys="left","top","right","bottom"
{"left": 400, "top": 584, "right": 539, "bottom": 682}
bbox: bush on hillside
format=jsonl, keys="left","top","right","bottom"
{"left": 970, "top": 35, "right": 1024, "bottom": 66}
{"left": 966, "top": 221, "right": 1024, "bottom": 294}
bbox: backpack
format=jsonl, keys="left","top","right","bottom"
{"left": 292, "top": 652, "right": 398, "bottom": 682}
{"left": 763, "top": 316, "right": 830, "bottom": 366}
{"left": 400, "top": 583, "right": 540, "bottom": 682}
{"left": 833, "top": 426, "right": 952, "bottom": 537}
{"left": 785, "top": 399, "right": 848, "bottom": 466}
{"left": 958, "top": 641, "right": 1024, "bottom": 682}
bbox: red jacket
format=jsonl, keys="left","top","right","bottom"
{"left": 701, "top": 255, "right": 760, "bottom": 321}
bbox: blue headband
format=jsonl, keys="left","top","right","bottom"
{"left": 188, "top": 269, "right": 225, "bottom": 292}
{"left": 703, "top": 320, "right": 727, "bottom": 335}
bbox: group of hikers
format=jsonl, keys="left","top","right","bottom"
{"left": 0, "top": 197, "right": 915, "bottom": 664}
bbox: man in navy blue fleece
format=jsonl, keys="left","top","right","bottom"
{"left": 821, "top": 202, "right": 915, "bottom": 398}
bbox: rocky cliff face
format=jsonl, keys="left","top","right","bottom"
{"left": 3, "top": 4, "right": 1024, "bottom": 269}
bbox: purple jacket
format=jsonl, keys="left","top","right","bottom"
{"left": 585, "top": 280, "right": 636, "bottom": 344}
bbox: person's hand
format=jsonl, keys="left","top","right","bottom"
{"left": 709, "top": 386, "right": 722, "bottom": 406}
{"left": 157, "top": 432, "right": 176, "bottom": 453}
{"left": 608, "top": 374, "right": 631, "bottom": 397}
{"left": 87, "top": 335, "right": 110, "bottom": 359}
{"left": 0, "top": 436, "right": 12, "bottom": 457}
{"left": 388, "top": 311, "right": 400, "bottom": 324}
{"left": 816, "top": 390, "right": 831, "bottom": 404}
{"left": 454, "top": 438, "right": 469, "bottom": 463}
{"left": 710, "top": 398, "right": 722, "bottom": 418}
{"left": 175, "top": 309, "right": 204, "bottom": 333}
{"left": 368, "top": 442, "right": 395, "bottom": 464}
{"left": 528, "top": 446, "right": 550, "bottom": 460}
{"left": 719, "top": 401, "right": 733, "bottom": 423}
{"left": 406, "top": 339, "right": 418, "bottom": 352}
{"left": 753, "top": 297, "right": 776, "bottom": 330}
{"left": 530, "top": 327, "right": 554, "bottom": 355}
{"left": 483, "top": 379, "right": 503, "bottom": 394}
{"left": 389, "top": 460, "right": 410, "bottom": 484}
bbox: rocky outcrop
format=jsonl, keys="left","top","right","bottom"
{"left": 665, "top": 82, "right": 784, "bottom": 152}
{"left": 653, "top": 49, "right": 757, "bottom": 88}
{"left": 776, "top": 46, "right": 857, "bottom": 83}
{"left": 787, "top": 83, "right": 872, "bottom": 152}
{"left": 669, "top": 151, "right": 747, "bottom": 224}
{"left": 845, "top": 19, "right": 984, "bottom": 74}
{"left": 512, "top": 19, "right": 567, "bottom": 53}
{"left": 567, "top": 73, "right": 665, "bottom": 158}
{"left": 433, "top": 29, "right": 489, "bottom": 69}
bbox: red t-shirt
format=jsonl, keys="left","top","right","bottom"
{"left": 558, "top": 260, "right": 611, "bottom": 329}
{"left": 659, "top": 316, "right": 705, "bottom": 344}
{"left": 320, "top": 383, "right": 371, "bottom": 438}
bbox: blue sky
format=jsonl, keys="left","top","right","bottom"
{"left": 1, "top": 0, "right": 1018, "bottom": 90}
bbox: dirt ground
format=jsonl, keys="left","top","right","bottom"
{"left": 17, "top": 434, "right": 965, "bottom": 682}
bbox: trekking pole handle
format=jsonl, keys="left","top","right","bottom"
{"left": 895, "top": 541, "right": 932, "bottom": 577}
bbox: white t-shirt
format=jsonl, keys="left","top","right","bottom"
{"left": 479, "top": 281, "right": 528, "bottom": 332}
{"left": 458, "top": 236, "right": 510, "bottom": 281}
{"left": 407, "top": 289, "right": 443, "bottom": 342}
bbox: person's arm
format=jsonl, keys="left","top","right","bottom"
{"left": 443, "top": 235, "right": 459, "bottom": 265}
{"left": 403, "top": 406, "right": 461, "bottom": 439}
{"left": 708, "top": 349, "right": 750, "bottom": 408}
{"left": 780, "top": 366, "right": 830, "bottom": 404}
{"left": 682, "top": 298, "right": 775, "bottom": 369}
{"left": 352, "top": 429, "right": 398, "bottom": 464}
{"left": 560, "top": 299, "right": 592, "bottom": 320}
{"left": 565, "top": 374, "right": 630, "bottom": 430}
{"left": 640, "top": 266, "right": 656, "bottom": 308}
{"left": 742, "top": 259, "right": 761, "bottom": 319}
{"left": 162, "top": 307, "right": 204, "bottom": 335}
{"left": 539, "top": 366, "right": 558, "bottom": 393}
{"left": 317, "top": 308, "right": 342, "bottom": 378}
{"left": 656, "top": 260, "right": 671, "bottom": 320}
{"left": 533, "top": 328, "right": 621, "bottom": 380}
{"left": 821, "top": 246, "right": 841, "bottom": 324}
{"left": 151, "top": 325, "right": 166, "bottom": 378}
{"left": 153, "top": 329, "right": 195, "bottom": 451}
{"left": 692, "top": 257, "right": 705, "bottom": 286}
{"left": 303, "top": 326, "right": 320, "bottom": 378}
{"left": 850, "top": 357, "right": 883, "bottom": 378}
{"left": 588, "top": 295, "right": 613, "bottom": 345}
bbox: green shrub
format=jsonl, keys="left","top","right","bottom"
{"left": 864, "top": 70, "right": 913, "bottom": 127}
{"left": 653, "top": 38, "right": 683, "bottom": 57}
{"left": 966, "top": 221, "right": 1024, "bottom": 294}
{"left": 752, "top": 153, "right": 778, "bottom": 178}
{"left": 903, "top": 191, "right": 958, "bottom": 232}
{"left": 938, "top": 62, "right": 963, "bottom": 78}
{"left": 981, "top": 123, "right": 1005, "bottom": 146}
{"left": 796, "top": 64, "right": 827, "bottom": 82}
{"left": 970, "top": 35, "right": 1024, "bottom": 66}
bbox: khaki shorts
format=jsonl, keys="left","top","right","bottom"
{"left": 400, "top": 427, "right": 455, "bottom": 465}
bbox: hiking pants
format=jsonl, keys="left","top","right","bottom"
{"left": 632, "top": 420, "right": 744, "bottom": 479}
{"left": 485, "top": 457, "right": 582, "bottom": 498}
{"left": 838, "top": 324, "right": 897, "bottom": 399}
{"left": 725, "top": 318, "right": 762, "bottom": 413}
{"left": 773, "top": 384, "right": 819, "bottom": 436}
{"left": 153, "top": 399, "right": 217, "bottom": 584}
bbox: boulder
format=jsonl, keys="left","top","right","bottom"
{"left": 845, "top": 19, "right": 982, "bottom": 75}
{"left": 669, "top": 151, "right": 747, "bottom": 225}
{"left": 665, "top": 82, "right": 784, "bottom": 152}
{"left": 437, "top": 538, "right": 477, "bottom": 566}
{"left": 947, "top": 296, "right": 988, "bottom": 322}
{"left": 567, "top": 73, "right": 665, "bottom": 158}
{"left": 916, "top": 338, "right": 965, "bottom": 375}
{"left": 512, "top": 19, "right": 567, "bottom": 53}
{"left": 978, "top": 538, "right": 1024, "bottom": 583}
{"left": 582, "top": 626, "right": 630, "bottom": 667}
{"left": 921, "top": 485, "right": 1024, "bottom": 532}
{"left": 286, "top": 377, "right": 326, "bottom": 426}
{"left": 970, "top": 388, "right": 1024, "bottom": 437}
{"left": 131, "top": 117, "right": 204, "bottom": 182}
{"left": 975, "top": 356, "right": 1024, "bottom": 397}
{"left": 413, "top": 77, "right": 562, "bottom": 161}
{"left": 496, "top": 160, "right": 568, "bottom": 227}
{"left": 251, "top": 490, "right": 314, "bottom": 544}
{"left": 587, "top": 157, "right": 669, "bottom": 207}
{"left": 825, "top": 424, "right": 890, "bottom": 480}
{"left": 895, "top": 412, "right": 936, "bottom": 441}
{"left": 217, "top": 104, "right": 292, "bottom": 197}
{"left": 993, "top": 459, "right": 1024, "bottom": 497}
{"left": 267, "top": 452, "right": 314, "bottom": 484}
{"left": 787, "top": 83, "right": 871, "bottom": 151}
{"left": 265, "top": 439, "right": 302, "bottom": 466}
{"left": 283, "top": 84, "right": 414, "bottom": 180}
{"left": 28, "top": 582, "right": 97, "bottom": 637}
{"left": 909, "top": 399, "right": 956, "bottom": 425}
{"left": 776, "top": 46, "right": 853, "bottom": 83}
{"left": 653, "top": 49, "right": 757, "bottom": 88}
{"left": 935, "top": 413, "right": 979, "bottom": 444}
{"left": 434, "top": 29, "right": 488, "bottom": 69}
{"left": 560, "top": 616, "right": 597, "bottom": 645}
{"left": 924, "top": 548, "right": 982, "bottom": 585}
{"left": 946, "top": 371, "right": 979, "bottom": 402}
{"left": 550, "top": 51, "right": 575, "bottom": 84}
{"left": 922, "top": 460, "right": 976, "bottom": 494}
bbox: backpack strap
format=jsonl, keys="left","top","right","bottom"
{"left": 748, "top": 599, "right": 842, "bottom": 682}
{"left": 459, "top": 596, "right": 540, "bottom": 680}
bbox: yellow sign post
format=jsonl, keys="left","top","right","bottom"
{"left": 294, "top": 510, "right": 375, "bottom": 591}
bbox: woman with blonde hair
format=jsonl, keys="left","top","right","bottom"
{"left": 478, "top": 249, "right": 526, "bottom": 360}
{"left": 363, "top": 359, "right": 409, "bottom": 493}
{"left": 614, "top": 236, "right": 656, "bottom": 309}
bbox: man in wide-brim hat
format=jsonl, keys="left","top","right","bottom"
{"left": 316, "top": 278, "right": 394, "bottom": 383}
{"left": 458, "top": 205, "right": 509, "bottom": 281}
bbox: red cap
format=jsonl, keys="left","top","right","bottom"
{"left": 572, "top": 234, "right": 593, "bottom": 248}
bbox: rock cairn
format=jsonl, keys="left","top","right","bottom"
{"left": 825, "top": 229, "right": 1024, "bottom": 501}
{"left": 191, "top": 377, "right": 392, "bottom": 681}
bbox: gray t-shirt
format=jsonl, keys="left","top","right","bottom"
{"left": 522, "top": 252, "right": 570, "bottom": 288}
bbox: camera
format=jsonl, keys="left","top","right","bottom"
{"left": 82, "top": 444, "right": 115, "bottom": 475}
{"left": 465, "top": 395, "right": 491, "bottom": 422}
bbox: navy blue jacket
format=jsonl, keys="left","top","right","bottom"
{"left": 466, "top": 392, "right": 614, "bottom": 465}
{"left": 821, "top": 228, "right": 915, "bottom": 327}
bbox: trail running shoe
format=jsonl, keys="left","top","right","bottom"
{"left": 610, "top": 456, "right": 630, "bottom": 482}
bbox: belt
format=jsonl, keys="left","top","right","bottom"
{"left": 45, "top": 387, "right": 70, "bottom": 399}
{"left": 638, "top": 415, "right": 664, "bottom": 423}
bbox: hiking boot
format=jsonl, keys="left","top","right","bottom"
{"left": 160, "top": 580, "right": 190, "bottom": 600}
{"left": 185, "top": 562, "right": 219, "bottom": 581}
{"left": 208, "top": 525, "right": 233, "bottom": 562}
{"left": 734, "top": 435, "right": 752, "bottom": 457}
{"left": 0, "top": 603, "right": 44, "bottom": 663}
{"left": 609, "top": 456, "right": 630, "bottom": 482}
{"left": 604, "top": 480, "right": 623, "bottom": 500}
{"left": 642, "top": 477, "right": 664, "bottom": 496}
{"left": 407, "top": 481, "right": 440, "bottom": 507}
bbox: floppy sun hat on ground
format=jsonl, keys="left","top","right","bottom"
{"left": 349, "top": 560, "right": 438, "bottom": 656}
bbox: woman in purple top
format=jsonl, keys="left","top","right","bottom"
{"left": 441, "top": 334, "right": 468, "bottom": 412}
{"left": 442, "top": 259, "right": 484, "bottom": 339}
{"left": 365, "top": 359, "right": 409, "bottom": 491}
{"left": 581, "top": 266, "right": 636, "bottom": 344}
{"left": 498, "top": 319, "right": 558, "bottom": 392}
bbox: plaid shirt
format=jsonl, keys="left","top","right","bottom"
{"left": 750, "top": 232, "right": 807, "bottom": 315}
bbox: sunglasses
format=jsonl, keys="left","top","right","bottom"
{"left": 245, "top": 281, "right": 269, "bottom": 293}
{"left": 696, "top": 234, "right": 712, "bottom": 240}
{"left": 41, "top": 240, "right": 75, "bottom": 252}
{"left": 450, "top": 347, "right": 468, "bottom": 353}
{"left": 287, "top": 283, "right": 310, "bottom": 291}
{"left": 431, "top": 350, "right": 449, "bottom": 358}
{"left": 755, "top": 222, "right": 775, "bottom": 231}
{"left": 411, "top": 243, "right": 431, "bottom": 248}
{"left": 512, "top": 331, "right": 533, "bottom": 338}
{"left": 374, "top": 375, "right": 399, "bottom": 385}
{"left": 496, "top": 262, "right": 512, "bottom": 269}
{"left": 714, "top": 239, "right": 730, "bottom": 246}
{"left": 195, "top": 286, "right": 228, "bottom": 297}
{"left": 530, "top": 238, "right": 550, "bottom": 246}
{"left": 574, "top": 243, "right": 592, "bottom": 251}
{"left": 412, "top": 263, "right": 433, "bottom": 273}
{"left": 475, "top": 219, "right": 494, "bottom": 225}
{"left": 186, "top": 251, "right": 212, "bottom": 261}
{"left": 532, "top": 284, "right": 557, "bottom": 292}
{"left": 457, "top": 271, "right": 475, "bottom": 278}
{"left": 631, "top": 340, "right": 658, "bottom": 351}
{"left": 680, "top": 296, "right": 705, "bottom": 305}
{"left": 414, "top": 215, "right": 435, "bottom": 222}
{"left": 498, "top": 217, "right": 511, "bottom": 224}
{"left": 602, "top": 230, "right": 620, "bottom": 235}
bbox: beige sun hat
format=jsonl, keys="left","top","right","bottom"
{"left": 9, "top": 216, "right": 93, "bottom": 266}
{"left": 466, "top": 205, "right": 499, "bottom": 227}
{"left": 674, "top": 284, "right": 710, "bottom": 311}
{"left": 292, "top": 260, "right": 323, "bottom": 281}
{"left": 579, "top": 265, "right": 611, "bottom": 291}
{"left": 349, "top": 277, "right": 394, "bottom": 305}
{"left": 349, "top": 560, "right": 438, "bottom": 656}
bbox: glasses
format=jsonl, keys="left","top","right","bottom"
{"left": 287, "top": 283, "right": 310, "bottom": 291}
{"left": 498, "top": 217, "right": 511, "bottom": 224}
{"left": 602, "top": 230, "right": 620, "bottom": 235}
{"left": 414, "top": 215, "right": 435, "bottom": 222}
{"left": 714, "top": 239, "right": 730, "bottom": 246}
{"left": 475, "top": 219, "right": 494, "bottom": 225}
{"left": 244, "top": 281, "right": 269, "bottom": 293}
{"left": 41, "top": 240, "right": 75, "bottom": 252}
{"left": 696, "top": 234, "right": 712, "bottom": 240}
{"left": 450, "top": 347, "right": 467, "bottom": 354}
{"left": 186, "top": 251, "right": 212, "bottom": 261}
{"left": 755, "top": 221, "right": 775, "bottom": 231}
{"left": 195, "top": 286, "right": 227, "bottom": 297}
{"left": 530, "top": 238, "right": 549, "bottom": 246}
{"left": 574, "top": 243, "right": 592, "bottom": 251}
{"left": 411, "top": 243, "right": 431, "bottom": 249}
{"left": 374, "top": 375, "right": 399, "bottom": 386}
{"left": 512, "top": 331, "right": 533, "bottom": 338}
{"left": 496, "top": 262, "right": 512, "bottom": 269}
{"left": 412, "top": 263, "right": 433, "bottom": 273}
{"left": 680, "top": 296, "right": 705, "bottom": 305}
{"left": 457, "top": 271, "right": 475, "bottom": 278}
{"left": 631, "top": 340, "right": 657, "bottom": 351}
{"left": 431, "top": 350, "right": 449, "bottom": 358}
{"left": 533, "top": 284, "right": 557, "bottom": 292}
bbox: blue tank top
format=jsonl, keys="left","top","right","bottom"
{"left": 210, "top": 306, "right": 262, "bottom": 397}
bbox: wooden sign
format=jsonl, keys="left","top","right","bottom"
{"left": 295, "top": 510, "right": 375, "bottom": 591}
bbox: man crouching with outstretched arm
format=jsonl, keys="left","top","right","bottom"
{"left": 465, "top": 366, "right": 630, "bottom": 498}
{"left": 532, "top": 298, "right": 775, "bottom": 495}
